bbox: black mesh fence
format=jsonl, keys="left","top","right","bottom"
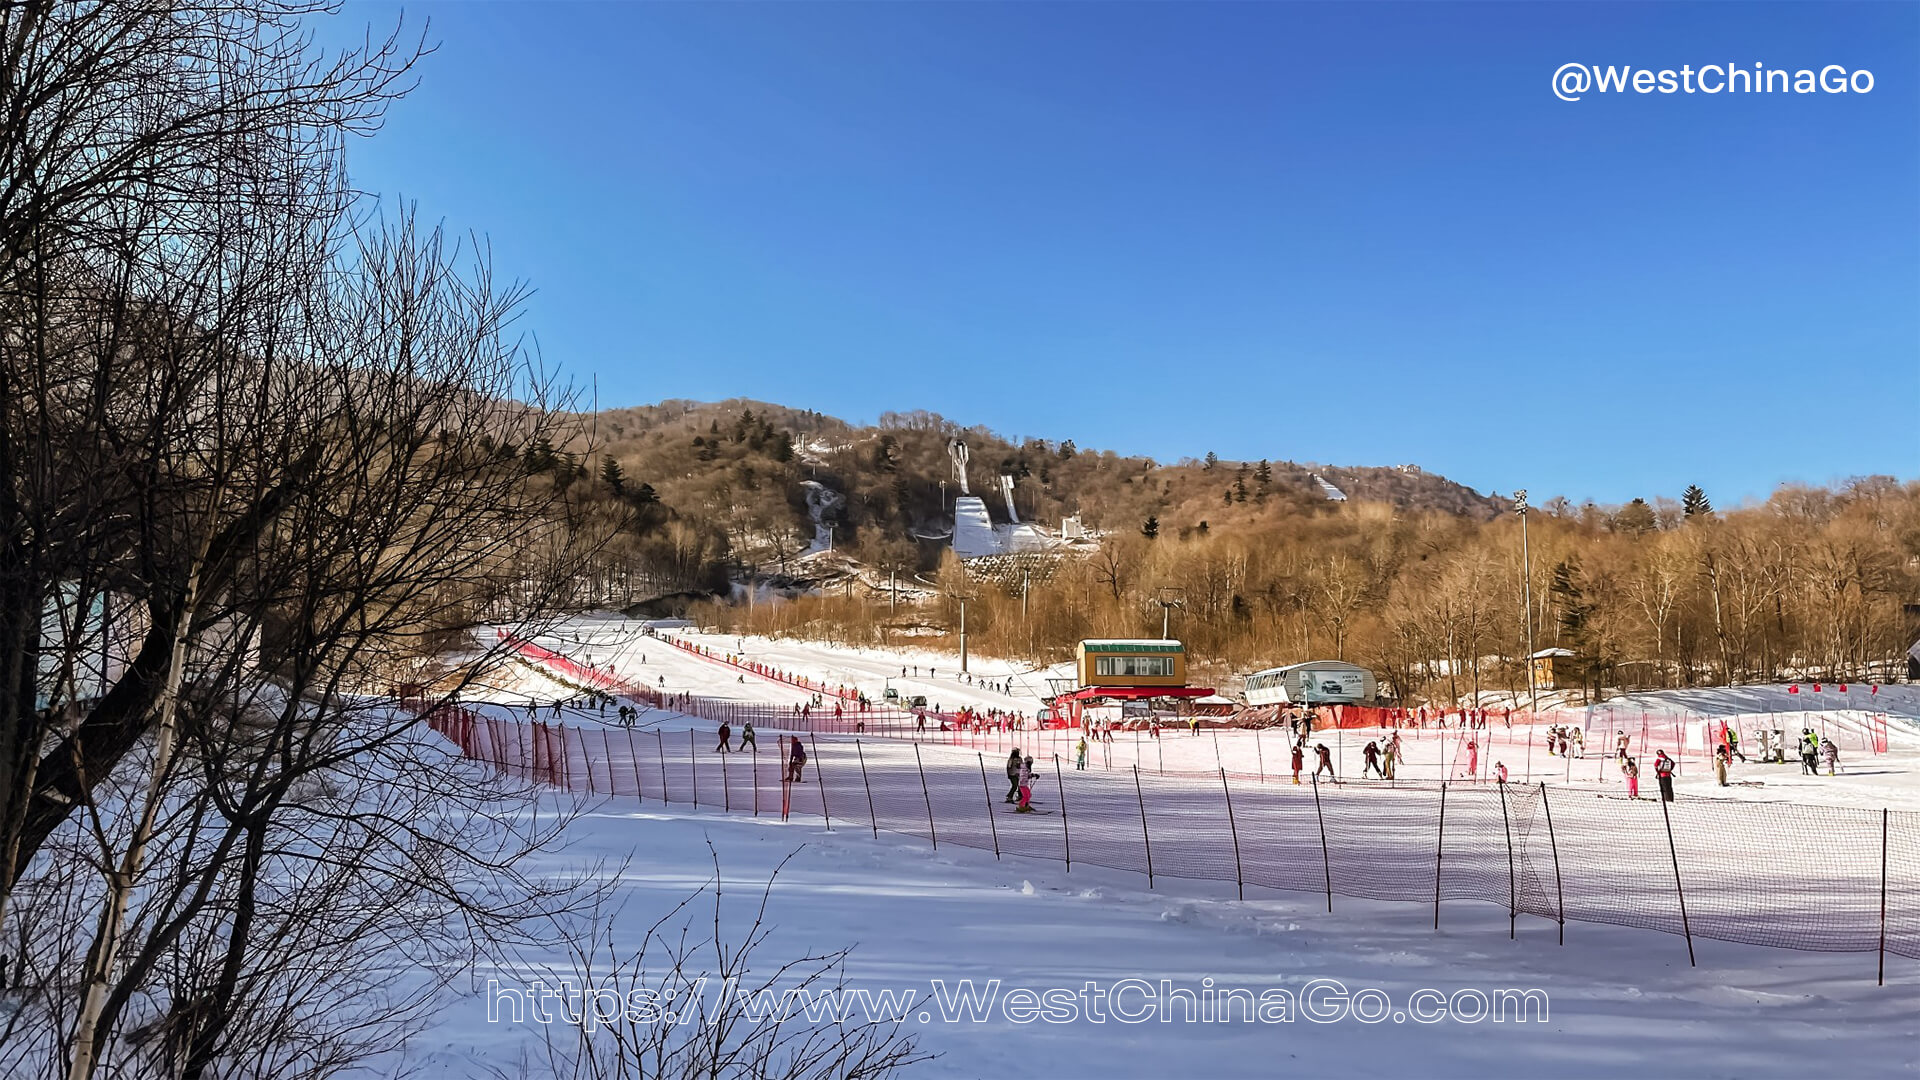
{"left": 422, "top": 706, "right": 1920, "bottom": 976}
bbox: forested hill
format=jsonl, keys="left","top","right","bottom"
{"left": 567, "top": 397, "right": 1510, "bottom": 575}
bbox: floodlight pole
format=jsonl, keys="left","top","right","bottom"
{"left": 1516, "top": 490, "right": 1537, "bottom": 715}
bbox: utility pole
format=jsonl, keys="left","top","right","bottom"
{"left": 959, "top": 596, "right": 970, "bottom": 674}
{"left": 1156, "top": 587, "right": 1186, "bottom": 640}
{"left": 1516, "top": 490, "right": 1537, "bottom": 714}
{"left": 890, "top": 569, "right": 898, "bottom": 615}
{"left": 1022, "top": 567, "right": 1033, "bottom": 660}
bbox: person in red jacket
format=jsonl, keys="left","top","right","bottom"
{"left": 1291, "top": 741, "right": 1305, "bottom": 785}
{"left": 1654, "top": 750, "right": 1676, "bottom": 802}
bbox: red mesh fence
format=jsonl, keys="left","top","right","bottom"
{"left": 415, "top": 698, "right": 1920, "bottom": 977}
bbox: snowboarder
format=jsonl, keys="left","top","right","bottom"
{"left": 716, "top": 722, "right": 732, "bottom": 753}
{"left": 1005, "top": 749, "right": 1024, "bottom": 804}
{"left": 1654, "top": 750, "right": 1676, "bottom": 802}
{"left": 1362, "top": 740, "right": 1383, "bottom": 779}
{"left": 1075, "top": 737, "right": 1089, "bottom": 770}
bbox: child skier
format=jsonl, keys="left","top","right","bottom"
{"left": 1291, "top": 742, "right": 1305, "bottom": 785}
{"left": 1624, "top": 756, "right": 1640, "bottom": 799}
{"left": 1014, "top": 754, "right": 1036, "bottom": 812}
{"left": 1362, "top": 740, "right": 1383, "bottom": 779}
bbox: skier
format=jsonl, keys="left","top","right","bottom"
{"left": 1623, "top": 756, "right": 1640, "bottom": 799}
{"left": 1820, "top": 737, "right": 1840, "bottom": 776}
{"left": 785, "top": 737, "right": 808, "bottom": 783}
{"left": 1291, "top": 742, "right": 1305, "bottom": 785}
{"left": 1075, "top": 737, "right": 1089, "bottom": 771}
{"left": 741, "top": 722, "right": 756, "bottom": 752}
{"left": 1005, "top": 749, "right": 1024, "bottom": 804}
{"left": 1726, "top": 726, "right": 1746, "bottom": 763}
{"left": 1466, "top": 737, "right": 1478, "bottom": 779}
{"left": 1361, "top": 740, "right": 1383, "bottom": 779}
{"left": 1494, "top": 761, "right": 1508, "bottom": 784}
{"left": 1572, "top": 727, "right": 1586, "bottom": 757}
{"left": 1800, "top": 729, "right": 1820, "bottom": 775}
{"left": 1313, "top": 742, "right": 1336, "bottom": 782}
{"left": 1615, "top": 730, "right": 1630, "bottom": 764}
{"left": 1014, "top": 754, "right": 1036, "bottom": 812}
{"left": 1383, "top": 732, "right": 1401, "bottom": 780}
{"left": 716, "top": 722, "right": 732, "bottom": 753}
{"left": 1713, "top": 742, "right": 1730, "bottom": 786}
{"left": 1654, "top": 749, "right": 1676, "bottom": 802}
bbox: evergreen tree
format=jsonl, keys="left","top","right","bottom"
{"left": 1254, "top": 459, "right": 1272, "bottom": 485}
{"left": 1141, "top": 515, "right": 1160, "bottom": 539}
{"left": 1682, "top": 484, "right": 1713, "bottom": 518}
{"left": 1613, "top": 497, "right": 1657, "bottom": 535}
{"left": 1203, "top": 451, "right": 1219, "bottom": 471}
{"left": 599, "top": 454, "right": 626, "bottom": 492}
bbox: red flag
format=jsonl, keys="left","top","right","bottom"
{"left": 1838, "top": 684, "right": 1848, "bottom": 693}
{"left": 1812, "top": 683, "right": 1822, "bottom": 692}
{"left": 1872, "top": 684, "right": 1880, "bottom": 695}
{"left": 1788, "top": 684, "right": 1799, "bottom": 694}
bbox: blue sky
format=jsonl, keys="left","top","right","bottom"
{"left": 328, "top": 2, "right": 1917, "bottom": 505}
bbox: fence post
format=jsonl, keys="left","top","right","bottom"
{"left": 656, "top": 732, "right": 669, "bottom": 804}
{"left": 1310, "top": 773, "right": 1332, "bottom": 913}
{"left": 1255, "top": 728, "right": 1265, "bottom": 783}
{"left": 721, "top": 738, "right": 732, "bottom": 812}
{"left": 603, "top": 728, "right": 620, "bottom": 798}
{"left": 752, "top": 739, "right": 760, "bottom": 816}
{"left": 627, "top": 728, "right": 644, "bottom": 804}
{"left": 1880, "top": 808, "right": 1889, "bottom": 986}
{"left": 558, "top": 723, "right": 571, "bottom": 790}
{"left": 1498, "top": 783, "right": 1517, "bottom": 940}
{"left": 688, "top": 728, "right": 698, "bottom": 808}
{"left": 1220, "top": 768, "right": 1244, "bottom": 901}
{"left": 1538, "top": 783, "right": 1565, "bottom": 945}
{"left": 811, "top": 734, "right": 831, "bottom": 832}
{"left": 977, "top": 753, "right": 1001, "bottom": 859}
{"left": 1133, "top": 765, "right": 1154, "bottom": 889}
{"left": 857, "top": 740, "right": 879, "bottom": 839}
{"left": 912, "top": 742, "right": 937, "bottom": 849}
{"left": 1434, "top": 780, "right": 1447, "bottom": 929}
{"left": 1055, "top": 754, "right": 1071, "bottom": 872}
{"left": 1658, "top": 792, "right": 1696, "bottom": 967}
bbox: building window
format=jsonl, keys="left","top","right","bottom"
{"left": 1096, "top": 655, "right": 1174, "bottom": 678}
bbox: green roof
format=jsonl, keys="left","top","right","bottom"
{"left": 1079, "top": 640, "right": 1184, "bottom": 653}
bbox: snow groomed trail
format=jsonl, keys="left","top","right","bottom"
{"left": 422, "top": 641, "right": 1920, "bottom": 978}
